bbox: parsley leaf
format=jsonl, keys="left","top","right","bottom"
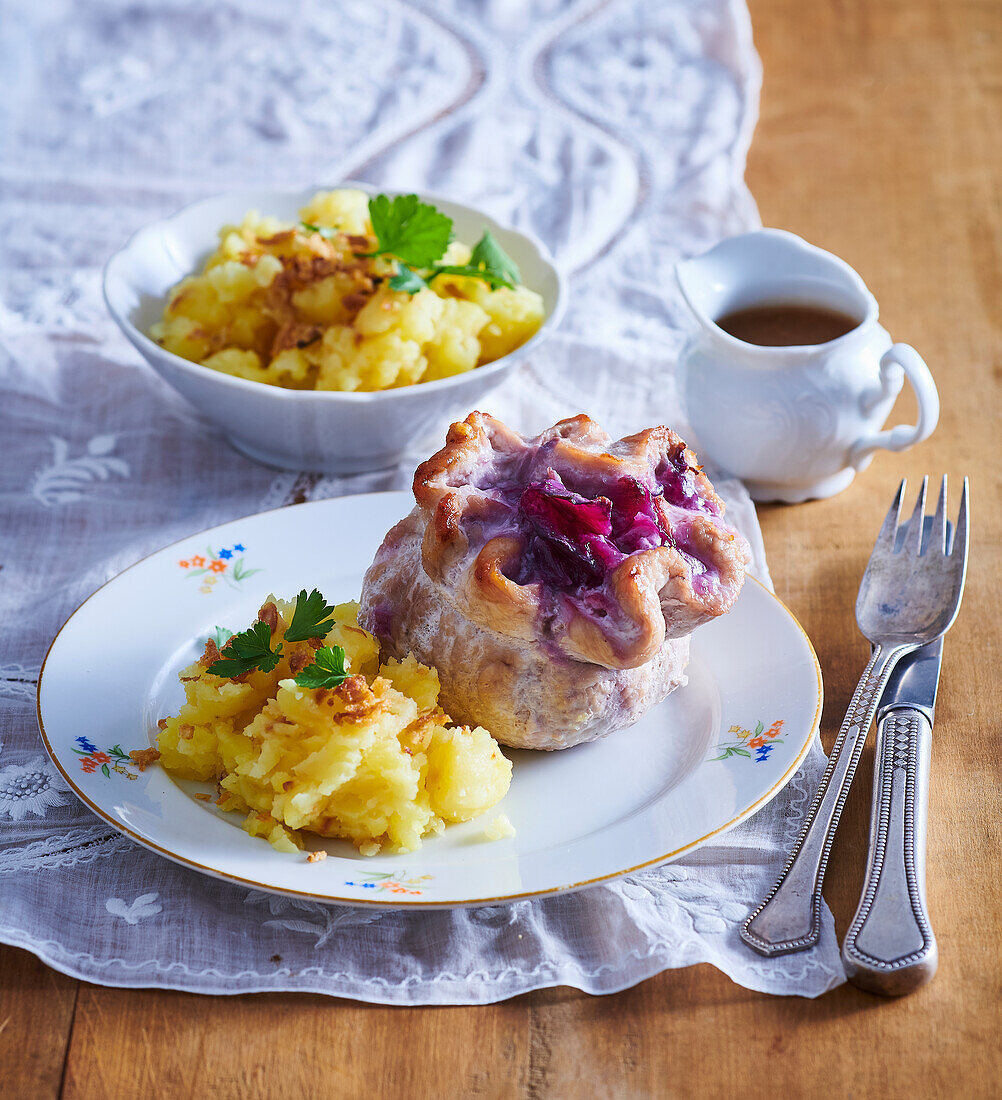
{"left": 285, "top": 588, "right": 337, "bottom": 643}
{"left": 207, "top": 620, "right": 282, "bottom": 678}
{"left": 210, "top": 625, "right": 233, "bottom": 649}
{"left": 388, "top": 263, "right": 429, "bottom": 293}
{"left": 431, "top": 230, "right": 521, "bottom": 290}
{"left": 469, "top": 230, "right": 521, "bottom": 286}
{"left": 359, "top": 196, "right": 523, "bottom": 296}
{"left": 366, "top": 194, "right": 453, "bottom": 269}
{"left": 294, "top": 645, "right": 350, "bottom": 690}
{"left": 299, "top": 222, "right": 339, "bottom": 240}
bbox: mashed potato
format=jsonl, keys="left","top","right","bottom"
{"left": 150, "top": 189, "right": 545, "bottom": 391}
{"left": 157, "top": 597, "right": 512, "bottom": 855}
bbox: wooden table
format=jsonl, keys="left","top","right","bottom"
{"left": 3, "top": 0, "right": 1000, "bottom": 1094}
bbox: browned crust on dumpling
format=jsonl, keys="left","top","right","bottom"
{"left": 670, "top": 512, "right": 751, "bottom": 622}
{"left": 564, "top": 548, "right": 677, "bottom": 668}
{"left": 465, "top": 537, "right": 541, "bottom": 641}
{"left": 404, "top": 412, "right": 748, "bottom": 671}
{"left": 414, "top": 413, "right": 492, "bottom": 510}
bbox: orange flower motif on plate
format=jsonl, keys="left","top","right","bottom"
{"left": 710, "top": 719, "right": 786, "bottom": 763}
{"left": 176, "top": 541, "right": 262, "bottom": 594}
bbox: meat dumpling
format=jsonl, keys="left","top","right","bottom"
{"left": 359, "top": 412, "right": 750, "bottom": 750}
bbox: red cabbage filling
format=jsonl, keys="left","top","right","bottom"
{"left": 656, "top": 453, "right": 720, "bottom": 516}
{"left": 513, "top": 473, "right": 673, "bottom": 590}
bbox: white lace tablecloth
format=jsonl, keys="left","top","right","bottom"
{"left": 0, "top": 0, "right": 845, "bottom": 1001}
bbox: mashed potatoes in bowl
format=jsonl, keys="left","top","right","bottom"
{"left": 156, "top": 596, "right": 513, "bottom": 856}
{"left": 104, "top": 184, "right": 564, "bottom": 473}
{"left": 151, "top": 189, "right": 545, "bottom": 392}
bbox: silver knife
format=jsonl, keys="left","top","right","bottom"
{"left": 841, "top": 633, "right": 944, "bottom": 994}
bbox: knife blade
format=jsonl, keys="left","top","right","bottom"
{"left": 876, "top": 635, "right": 944, "bottom": 724}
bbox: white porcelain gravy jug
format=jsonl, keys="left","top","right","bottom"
{"left": 676, "top": 230, "right": 939, "bottom": 502}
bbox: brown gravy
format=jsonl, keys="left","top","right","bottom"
{"left": 715, "top": 303, "right": 859, "bottom": 346}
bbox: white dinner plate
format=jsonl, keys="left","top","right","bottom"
{"left": 38, "top": 493, "right": 822, "bottom": 908}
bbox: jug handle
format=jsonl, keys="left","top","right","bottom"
{"left": 850, "top": 344, "right": 940, "bottom": 468}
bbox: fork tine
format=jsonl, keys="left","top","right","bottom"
{"left": 876, "top": 478, "right": 906, "bottom": 554}
{"left": 951, "top": 476, "right": 970, "bottom": 561}
{"left": 903, "top": 476, "right": 928, "bottom": 554}
{"left": 929, "top": 475, "right": 948, "bottom": 554}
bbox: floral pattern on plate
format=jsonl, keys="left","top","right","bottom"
{"left": 178, "top": 542, "right": 261, "bottom": 594}
{"left": 709, "top": 719, "right": 786, "bottom": 763}
{"left": 343, "top": 871, "right": 434, "bottom": 896}
{"left": 73, "top": 737, "right": 142, "bottom": 779}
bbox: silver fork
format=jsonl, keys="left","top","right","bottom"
{"left": 741, "top": 477, "right": 970, "bottom": 956}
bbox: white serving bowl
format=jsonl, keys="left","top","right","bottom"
{"left": 103, "top": 184, "right": 565, "bottom": 473}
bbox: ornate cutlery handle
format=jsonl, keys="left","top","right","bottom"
{"left": 740, "top": 643, "right": 907, "bottom": 956}
{"left": 841, "top": 706, "right": 936, "bottom": 994}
